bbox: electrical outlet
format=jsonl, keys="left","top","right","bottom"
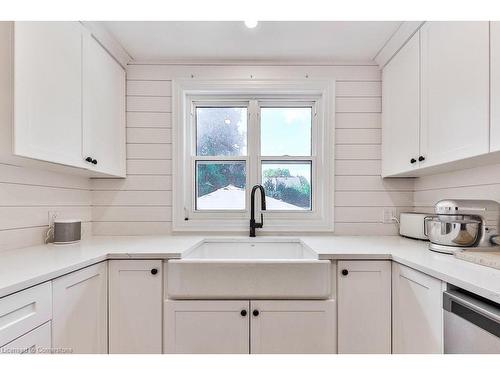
{"left": 382, "top": 208, "right": 396, "bottom": 224}
{"left": 48, "top": 210, "right": 59, "bottom": 226}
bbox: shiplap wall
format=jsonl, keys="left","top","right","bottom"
{"left": 92, "top": 63, "right": 415, "bottom": 235}
{"left": 414, "top": 163, "right": 500, "bottom": 213}
{"left": 0, "top": 163, "right": 92, "bottom": 251}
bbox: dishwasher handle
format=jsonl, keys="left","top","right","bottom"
{"left": 443, "top": 290, "right": 500, "bottom": 338}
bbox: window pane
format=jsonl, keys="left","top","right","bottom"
{"left": 196, "top": 162, "right": 246, "bottom": 210}
{"left": 260, "top": 107, "right": 312, "bottom": 156}
{"left": 261, "top": 162, "right": 311, "bottom": 210}
{"left": 196, "top": 107, "right": 247, "bottom": 156}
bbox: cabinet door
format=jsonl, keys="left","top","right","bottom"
{"left": 1, "top": 321, "right": 51, "bottom": 354}
{"left": 250, "top": 300, "right": 336, "bottom": 354}
{"left": 164, "top": 300, "right": 250, "bottom": 354}
{"left": 337, "top": 261, "right": 391, "bottom": 353}
{"left": 109, "top": 260, "right": 163, "bottom": 354}
{"left": 420, "top": 21, "right": 489, "bottom": 167}
{"left": 14, "top": 22, "right": 85, "bottom": 168}
{"left": 52, "top": 262, "right": 108, "bottom": 354}
{"left": 382, "top": 31, "right": 420, "bottom": 177}
{"left": 392, "top": 262, "right": 444, "bottom": 354}
{"left": 82, "top": 31, "right": 126, "bottom": 177}
{"left": 491, "top": 22, "right": 500, "bottom": 152}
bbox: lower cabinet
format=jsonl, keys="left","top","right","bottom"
{"left": 337, "top": 260, "right": 392, "bottom": 354}
{"left": 250, "top": 300, "right": 336, "bottom": 354}
{"left": 109, "top": 260, "right": 163, "bottom": 354}
{"left": 165, "top": 300, "right": 250, "bottom": 354}
{"left": 52, "top": 262, "right": 108, "bottom": 354}
{"left": 392, "top": 262, "right": 444, "bottom": 354}
{"left": 0, "top": 322, "right": 51, "bottom": 354}
{"left": 164, "top": 299, "right": 336, "bottom": 354}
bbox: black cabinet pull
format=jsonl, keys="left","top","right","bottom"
{"left": 418, "top": 156, "right": 425, "bottom": 162}
{"left": 410, "top": 158, "right": 417, "bottom": 164}
{"left": 341, "top": 269, "right": 349, "bottom": 276}
{"left": 92, "top": 159, "right": 98, "bottom": 165}
{"left": 85, "top": 157, "right": 93, "bottom": 163}
{"left": 151, "top": 268, "right": 158, "bottom": 275}
{"left": 252, "top": 309, "right": 259, "bottom": 317}
{"left": 240, "top": 310, "right": 247, "bottom": 317}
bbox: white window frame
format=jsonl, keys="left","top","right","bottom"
{"left": 172, "top": 79, "right": 335, "bottom": 233}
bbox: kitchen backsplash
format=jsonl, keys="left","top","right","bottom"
{"left": 413, "top": 163, "right": 500, "bottom": 213}
{"left": 6, "top": 63, "right": 500, "bottom": 250}
{"left": 91, "top": 62, "right": 414, "bottom": 236}
{"left": 0, "top": 163, "right": 92, "bottom": 251}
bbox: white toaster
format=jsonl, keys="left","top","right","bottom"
{"left": 399, "top": 212, "right": 430, "bottom": 240}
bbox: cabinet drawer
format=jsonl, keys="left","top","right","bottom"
{"left": 0, "top": 282, "right": 52, "bottom": 347}
{"left": 0, "top": 321, "right": 51, "bottom": 354}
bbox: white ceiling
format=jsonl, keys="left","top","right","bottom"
{"left": 101, "top": 21, "right": 402, "bottom": 62}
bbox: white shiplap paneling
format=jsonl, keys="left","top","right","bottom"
{"left": 92, "top": 63, "right": 410, "bottom": 235}
{"left": 0, "top": 163, "right": 91, "bottom": 251}
{"left": 413, "top": 163, "right": 500, "bottom": 211}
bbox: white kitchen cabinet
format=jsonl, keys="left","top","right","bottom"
{"left": 419, "top": 21, "right": 489, "bottom": 168}
{"left": 382, "top": 21, "right": 492, "bottom": 177}
{"left": 250, "top": 300, "right": 336, "bottom": 354}
{"left": 164, "top": 300, "right": 250, "bottom": 354}
{"left": 392, "top": 262, "right": 445, "bottom": 354}
{"left": 0, "top": 282, "right": 52, "bottom": 347}
{"left": 13, "top": 21, "right": 85, "bottom": 168}
{"left": 52, "top": 262, "right": 108, "bottom": 354}
{"left": 165, "top": 299, "right": 336, "bottom": 354}
{"left": 382, "top": 31, "right": 420, "bottom": 177}
{"left": 0, "top": 21, "right": 126, "bottom": 177}
{"left": 0, "top": 322, "right": 51, "bottom": 354}
{"left": 337, "top": 260, "right": 391, "bottom": 354}
{"left": 491, "top": 22, "right": 500, "bottom": 152}
{"left": 82, "top": 31, "right": 126, "bottom": 177}
{"left": 109, "top": 260, "right": 163, "bottom": 354}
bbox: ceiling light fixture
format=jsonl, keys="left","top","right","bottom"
{"left": 244, "top": 20, "right": 258, "bottom": 29}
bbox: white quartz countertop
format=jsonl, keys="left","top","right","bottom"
{"left": 1, "top": 235, "right": 499, "bottom": 304}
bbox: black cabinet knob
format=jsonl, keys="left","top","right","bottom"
{"left": 151, "top": 268, "right": 158, "bottom": 275}
{"left": 92, "top": 159, "right": 98, "bottom": 165}
{"left": 341, "top": 269, "right": 349, "bottom": 276}
{"left": 418, "top": 156, "right": 425, "bottom": 162}
{"left": 240, "top": 310, "right": 247, "bottom": 317}
{"left": 252, "top": 309, "right": 259, "bottom": 317}
{"left": 85, "top": 157, "right": 93, "bottom": 163}
{"left": 410, "top": 158, "right": 417, "bottom": 164}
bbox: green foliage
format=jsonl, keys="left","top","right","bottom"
{"left": 197, "top": 163, "right": 246, "bottom": 197}
{"left": 263, "top": 168, "right": 291, "bottom": 178}
{"left": 263, "top": 169, "right": 311, "bottom": 209}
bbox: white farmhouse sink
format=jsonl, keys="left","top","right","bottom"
{"left": 167, "top": 238, "right": 331, "bottom": 300}
{"left": 182, "top": 238, "right": 318, "bottom": 260}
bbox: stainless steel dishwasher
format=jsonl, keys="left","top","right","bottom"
{"left": 443, "top": 289, "right": 500, "bottom": 353}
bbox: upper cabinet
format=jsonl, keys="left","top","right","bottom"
{"left": 382, "top": 32, "right": 420, "bottom": 177}
{"left": 14, "top": 22, "right": 85, "bottom": 168}
{"left": 420, "top": 22, "right": 489, "bottom": 167}
{"left": 0, "top": 21, "right": 126, "bottom": 177}
{"left": 83, "top": 31, "right": 126, "bottom": 177}
{"left": 382, "top": 21, "right": 491, "bottom": 177}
